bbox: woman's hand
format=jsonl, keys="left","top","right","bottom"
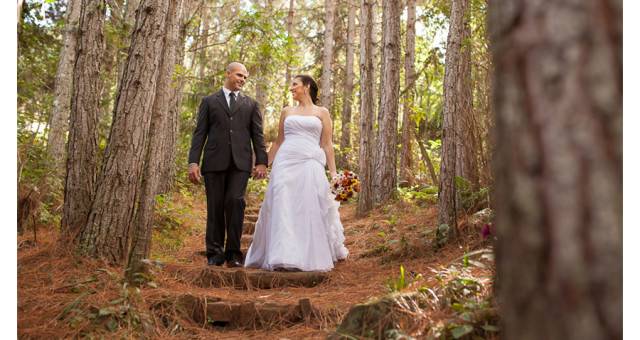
{"left": 331, "top": 172, "right": 338, "bottom": 182}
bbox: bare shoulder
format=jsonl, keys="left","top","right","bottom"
{"left": 279, "top": 106, "right": 294, "bottom": 121}
{"left": 315, "top": 106, "right": 330, "bottom": 120}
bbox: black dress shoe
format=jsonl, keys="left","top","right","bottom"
{"left": 207, "top": 257, "right": 224, "bottom": 266}
{"left": 227, "top": 260, "right": 243, "bottom": 268}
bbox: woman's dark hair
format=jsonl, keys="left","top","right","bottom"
{"left": 294, "top": 74, "right": 319, "bottom": 105}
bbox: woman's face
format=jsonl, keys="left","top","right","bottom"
{"left": 289, "top": 78, "right": 307, "bottom": 101}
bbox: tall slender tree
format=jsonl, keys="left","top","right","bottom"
{"left": 436, "top": 0, "right": 469, "bottom": 239}
{"left": 46, "top": 0, "right": 82, "bottom": 176}
{"left": 491, "top": 0, "right": 622, "bottom": 338}
{"left": 77, "top": 0, "right": 172, "bottom": 264}
{"left": 399, "top": 0, "right": 417, "bottom": 187}
{"left": 284, "top": 0, "right": 295, "bottom": 108}
{"left": 356, "top": 0, "right": 377, "bottom": 217}
{"left": 338, "top": 0, "right": 356, "bottom": 170}
{"left": 454, "top": 10, "right": 473, "bottom": 184}
{"left": 60, "top": 0, "right": 106, "bottom": 238}
{"left": 158, "top": 0, "right": 194, "bottom": 194}
{"left": 127, "top": 0, "right": 183, "bottom": 280}
{"left": 320, "top": 0, "right": 336, "bottom": 112}
{"left": 374, "top": 0, "right": 401, "bottom": 205}
{"left": 115, "top": 0, "right": 142, "bottom": 90}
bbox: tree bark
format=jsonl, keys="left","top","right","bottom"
{"left": 158, "top": 0, "right": 193, "bottom": 195}
{"left": 436, "top": 0, "right": 468, "bottom": 239}
{"left": 115, "top": 0, "right": 142, "bottom": 91}
{"left": 46, "top": 0, "right": 82, "bottom": 177}
{"left": 399, "top": 0, "right": 416, "bottom": 187}
{"left": 255, "top": 0, "right": 271, "bottom": 114}
{"left": 320, "top": 0, "right": 336, "bottom": 112}
{"left": 283, "top": 0, "right": 295, "bottom": 108}
{"left": 127, "top": 0, "right": 183, "bottom": 280}
{"left": 454, "top": 13, "right": 473, "bottom": 183}
{"left": 78, "top": 0, "right": 171, "bottom": 264}
{"left": 491, "top": 0, "right": 622, "bottom": 339}
{"left": 373, "top": 0, "right": 401, "bottom": 205}
{"left": 338, "top": 0, "right": 356, "bottom": 170}
{"left": 356, "top": 0, "right": 377, "bottom": 217}
{"left": 61, "top": 0, "right": 106, "bottom": 238}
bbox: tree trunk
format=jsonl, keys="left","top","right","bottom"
{"left": 454, "top": 14, "right": 472, "bottom": 183}
{"left": 46, "top": 0, "right": 82, "bottom": 177}
{"left": 158, "top": 0, "right": 193, "bottom": 195}
{"left": 491, "top": 0, "right": 622, "bottom": 339}
{"left": 320, "top": 0, "right": 335, "bottom": 112}
{"left": 414, "top": 128, "right": 438, "bottom": 187}
{"left": 17, "top": 0, "right": 24, "bottom": 42}
{"left": 356, "top": 0, "right": 377, "bottom": 217}
{"left": 373, "top": 0, "right": 401, "bottom": 205}
{"left": 399, "top": 0, "right": 416, "bottom": 187}
{"left": 116, "top": 0, "right": 142, "bottom": 91}
{"left": 77, "top": 0, "right": 171, "bottom": 264}
{"left": 60, "top": 0, "right": 106, "bottom": 238}
{"left": 436, "top": 0, "right": 468, "bottom": 239}
{"left": 338, "top": 0, "right": 356, "bottom": 170}
{"left": 283, "top": 0, "right": 294, "bottom": 108}
{"left": 127, "top": 0, "right": 182, "bottom": 281}
{"left": 255, "top": 0, "right": 271, "bottom": 113}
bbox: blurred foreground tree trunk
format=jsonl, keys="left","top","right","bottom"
{"left": 46, "top": 0, "right": 82, "bottom": 177}
{"left": 60, "top": 0, "right": 106, "bottom": 238}
{"left": 77, "top": 0, "right": 171, "bottom": 264}
{"left": 356, "top": 0, "right": 377, "bottom": 217}
{"left": 127, "top": 0, "right": 183, "bottom": 280}
{"left": 437, "top": 0, "right": 469, "bottom": 240}
{"left": 491, "top": 0, "right": 622, "bottom": 339}
{"left": 373, "top": 0, "right": 401, "bottom": 205}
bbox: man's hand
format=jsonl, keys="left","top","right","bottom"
{"left": 188, "top": 164, "right": 202, "bottom": 185}
{"left": 251, "top": 164, "right": 268, "bottom": 180}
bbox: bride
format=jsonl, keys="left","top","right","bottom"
{"left": 244, "top": 74, "right": 349, "bottom": 272}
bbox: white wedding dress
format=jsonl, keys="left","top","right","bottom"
{"left": 244, "top": 115, "right": 349, "bottom": 272}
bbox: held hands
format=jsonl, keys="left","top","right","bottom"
{"left": 188, "top": 164, "right": 202, "bottom": 185}
{"left": 252, "top": 164, "right": 268, "bottom": 180}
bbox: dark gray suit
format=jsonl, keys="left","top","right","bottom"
{"left": 189, "top": 89, "right": 268, "bottom": 263}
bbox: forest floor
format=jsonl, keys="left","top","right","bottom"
{"left": 17, "top": 181, "right": 498, "bottom": 339}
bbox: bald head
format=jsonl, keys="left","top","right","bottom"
{"left": 227, "top": 62, "right": 246, "bottom": 72}
{"left": 225, "top": 62, "right": 248, "bottom": 92}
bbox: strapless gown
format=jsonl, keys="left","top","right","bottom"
{"left": 244, "top": 115, "right": 349, "bottom": 271}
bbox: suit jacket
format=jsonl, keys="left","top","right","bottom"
{"left": 188, "top": 90, "right": 268, "bottom": 172}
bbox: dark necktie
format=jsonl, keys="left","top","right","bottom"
{"left": 229, "top": 92, "right": 236, "bottom": 111}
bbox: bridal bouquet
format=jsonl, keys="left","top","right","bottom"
{"left": 331, "top": 170, "right": 360, "bottom": 202}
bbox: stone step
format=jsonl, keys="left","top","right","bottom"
{"left": 245, "top": 207, "right": 261, "bottom": 215}
{"left": 242, "top": 234, "right": 253, "bottom": 247}
{"left": 167, "top": 294, "right": 322, "bottom": 329}
{"left": 243, "top": 221, "right": 255, "bottom": 234}
{"left": 245, "top": 214, "right": 259, "bottom": 223}
{"left": 196, "top": 235, "right": 253, "bottom": 258}
{"left": 167, "top": 265, "right": 328, "bottom": 289}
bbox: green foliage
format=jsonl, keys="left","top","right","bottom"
{"left": 420, "top": 248, "right": 499, "bottom": 339}
{"left": 396, "top": 185, "right": 439, "bottom": 204}
{"left": 58, "top": 269, "right": 155, "bottom": 335}
{"left": 455, "top": 177, "right": 491, "bottom": 213}
{"left": 382, "top": 266, "right": 422, "bottom": 293}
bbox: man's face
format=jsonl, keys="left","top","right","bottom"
{"left": 226, "top": 66, "right": 248, "bottom": 92}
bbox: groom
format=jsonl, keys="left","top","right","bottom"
{"left": 188, "top": 62, "right": 268, "bottom": 267}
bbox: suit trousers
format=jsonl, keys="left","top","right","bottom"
{"left": 202, "top": 160, "right": 250, "bottom": 263}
